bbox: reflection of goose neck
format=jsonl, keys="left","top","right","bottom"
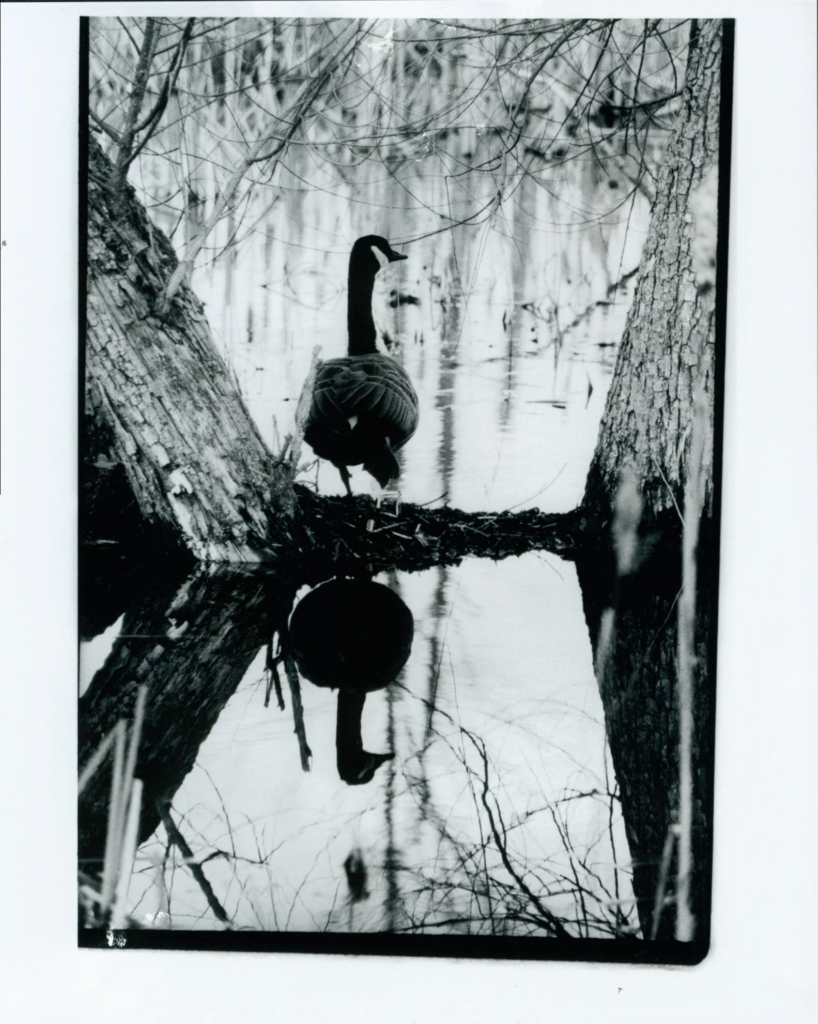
{"left": 337, "top": 689, "right": 366, "bottom": 758}
{"left": 336, "top": 689, "right": 392, "bottom": 785}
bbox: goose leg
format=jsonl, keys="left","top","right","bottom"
{"left": 338, "top": 465, "right": 353, "bottom": 498}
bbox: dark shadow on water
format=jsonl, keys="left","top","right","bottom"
{"left": 289, "top": 577, "right": 414, "bottom": 785}
{"left": 78, "top": 557, "right": 281, "bottom": 867}
{"left": 79, "top": 565, "right": 415, "bottom": 867}
{"left": 79, "top": 527, "right": 715, "bottom": 954}
{"left": 575, "top": 518, "right": 716, "bottom": 943}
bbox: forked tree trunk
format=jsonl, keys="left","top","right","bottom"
{"left": 583, "top": 20, "right": 724, "bottom": 518}
{"left": 85, "top": 136, "right": 293, "bottom": 562}
{"left": 85, "top": 21, "right": 726, "bottom": 564}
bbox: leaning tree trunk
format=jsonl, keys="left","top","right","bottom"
{"left": 583, "top": 20, "right": 723, "bottom": 518}
{"left": 84, "top": 136, "right": 579, "bottom": 568}
{"left": 85, "top": 136, "right": 296, "bottom": 562}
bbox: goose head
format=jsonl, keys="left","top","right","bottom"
{"left": 350, "top": 235, "right": 408, "bottom": 275}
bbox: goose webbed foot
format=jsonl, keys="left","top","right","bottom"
{"left": 376, "top": 486, "right": 402, "bottom": 516}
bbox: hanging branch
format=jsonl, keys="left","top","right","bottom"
{"left": 111, "top": 17, "right": 160, "bottom": 191}
{"left": 127, "top": 19, "right": 196, "bottom": 168}
{"left": 158, "top": 20, "right": 368, "bottom": 314}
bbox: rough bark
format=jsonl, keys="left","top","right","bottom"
{"left": 85, "top": 133, "right": 587, "bottom": 566}
{"left": 583, "top": 20, "right": 723, "bottom": 517}
{"left": 86, "top": 136, "right": 294, "bottom": 562}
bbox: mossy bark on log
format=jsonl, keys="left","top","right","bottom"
{"left": 86, "top": 136, "right": 294, "bottom": 562}
{"left": 284, "top": 486, "right": 587, "bottom": 576}
{"left": 583, "top": 20, "right": 723, "bottom": 519}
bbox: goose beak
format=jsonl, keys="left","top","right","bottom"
{"left": 387, "top": 249, "right": 408, "bottom": 263}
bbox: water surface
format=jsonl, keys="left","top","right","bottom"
{"left": 81, "top": 156, "right": 649, "bottom": 938}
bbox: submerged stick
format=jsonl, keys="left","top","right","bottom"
{"left": 157, "top": 801, "right": 233, "bottom": 928}
{"left": 283, "top": 652, "right": 313, "bottom": 772}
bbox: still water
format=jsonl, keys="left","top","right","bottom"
{"left": 111, "top": 556, "right": 636, "bottom": 936}
{"left": 81, "top": 159, "right": 650, "bottom": 937}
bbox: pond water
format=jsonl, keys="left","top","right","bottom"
{"left": 108, "top": 555, "right": 637, "bottom": 937}
{"left": 189, "top": 148, "right": 646, "bottom": 514}
{"left": 81, "top": 157, "right": 652, "bottom": 938}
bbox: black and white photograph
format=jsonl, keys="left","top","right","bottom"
{"left": 2, "top": 0, "right": 817, "bottom": 1019}
{"left": 77, "top": 14, "right": 731, "bottom": 962}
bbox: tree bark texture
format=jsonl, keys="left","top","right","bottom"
{"left": 78, "top": 565, "right": 278, "bottom": 864}
{"left": 85, "top": 136, "right": 584, "bottom": 568}
{"left": 86, "top": 136, "right": 293, "bottom": 562}
{"left": 584, "top": 20, "right": 723, "bottom": 517}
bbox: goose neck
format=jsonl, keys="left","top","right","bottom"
{"left": 347, "top": 263, "right": 378, "bottom": 356}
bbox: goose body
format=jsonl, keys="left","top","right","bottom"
{"left": 304, "top": 236, "right": 419, "bottom": 492}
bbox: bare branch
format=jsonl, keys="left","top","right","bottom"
{"left": 127, "top": 18, "right": 195, "bottom": 168}
{"left": 159, "top": 20, "right": 367, "bottom": 312}
{"left": 112, "top": 17, "right": 160, "bottom": 189}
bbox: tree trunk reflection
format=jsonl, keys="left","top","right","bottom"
{"left": 79, "top": 565, "right": 277, "bottom": 867}
{"left": 575, "top": 523, "right": 716, "bottom": 939}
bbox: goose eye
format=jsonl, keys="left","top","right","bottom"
{"left": 371, "top": 245, "right": 389, "bottom": 269}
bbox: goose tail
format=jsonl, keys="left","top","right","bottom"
{"left": 363, "top": 443, "right": 400, "bottom": 488}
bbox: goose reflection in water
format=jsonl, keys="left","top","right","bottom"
{"left": 289, "top": 577, "right": 414, "bottom": 785}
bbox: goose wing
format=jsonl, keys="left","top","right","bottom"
{"left": 311, "top": 356, "right": 419, "bottom": 445}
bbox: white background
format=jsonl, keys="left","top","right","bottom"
{"left": 1, "top": 2, "right": 816, "bottom": 1021}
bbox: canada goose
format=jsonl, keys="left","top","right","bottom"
{"left": 304, "top": 236, "right": 419, "bottom": 496}
{"left": 289, "top": 577, "right": 414, "bottom": 785}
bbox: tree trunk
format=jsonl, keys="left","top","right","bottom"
{"left": 85, "top": 135, "right": 583, "bottom": 567}
{"left": 583, "top": 20, "right": 723, "bottom": 518}
{"left": 85, "top": 136, "right": 294, "bottom": 562}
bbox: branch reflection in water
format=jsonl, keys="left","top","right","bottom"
{"left": 80, "top": 553, "right": 640, "bottom": 938}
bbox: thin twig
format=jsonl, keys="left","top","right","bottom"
{"left": 127, "top": 19, "right": 196, "bottom": 169}
{"left": 113, "top": 18, "right": 160, "bottom": 189}
{"left": 157, "top": 801, "right": 234, "bottom": 928}
{"left": 159, "top": 22, "right": 366, "bottom": 312}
